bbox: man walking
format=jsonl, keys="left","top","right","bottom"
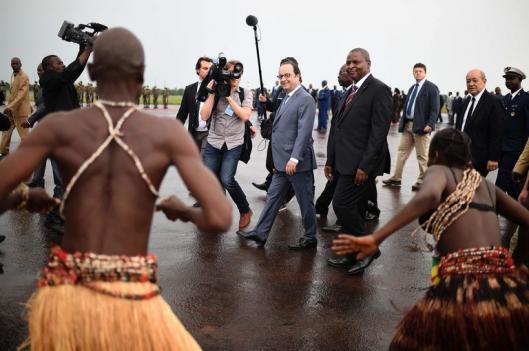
{"left": 238, "top": 58, "right": 317, "bottom": 249}
{"left": 383, "top": 63, "right": 440, "bottom": 191}
{"left": 0, "top": 57, "right": 31, "bottom": 158}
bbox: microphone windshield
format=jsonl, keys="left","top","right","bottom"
{"left": 246, "top": 15, "right": 258, "bottom": 27}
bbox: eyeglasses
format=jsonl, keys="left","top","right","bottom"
{"left": 277, "top": 73, "right": 292, "bottom": 80}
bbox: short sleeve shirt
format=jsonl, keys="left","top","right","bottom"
{"left": 207, "top": 87, "right": 253, "bottom": 150}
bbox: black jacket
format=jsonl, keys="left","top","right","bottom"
{"left": 398, "top": 80, "right": 440, "bottom": 134}
{"left": 40, "top": 51, "right": 85, "bottom": 113}
{"left": 456, "top": 90, "right": 504, "bottom": 172}
{"left": 327, "top": 74, "right": 392, "bottom": 176}
{"left": 176, "top": 82, "right": 199, "bottom": 134}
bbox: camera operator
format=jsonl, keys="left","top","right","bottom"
{"left": 200, "top": 60, "right": 254, "bottom": 230}
{"left": 38, "top": 43, "right": 92, "bottom": 231}
{"left": 40, "top": 43, "right": 92, "bottom": 114}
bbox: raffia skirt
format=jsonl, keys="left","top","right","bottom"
{"left": 390, "top": 246, "right": 529, "bottom": 351}
{"left": 19, "top": 246, "right": 202, "bottom": 351}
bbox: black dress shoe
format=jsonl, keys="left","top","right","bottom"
{"left": 327, "top": 256, "right": 356, "bottom": 268}
{"left": 347, "top": 250, "right": 381, "bottom": 275}
{"left": 364, "top": 210, "right": 380, "bottom": 222}
{"left": 288, "top": 238, "right": 317, "bottom": 250}
{"left": 251, "top": 182, "right": 269, "bottom": 192}
{"left": 315, "top": 207, "right": 328, "bottom": 217}
{"left": 411, "top": 183, "right": 422, "bottom": 192}
{"left": 237, "top": 230, "right": 266, "bottom": 247}
{"left": 0, "top": 235, "right": 5, "bottom": 243}
{"left": 321, "top": 224, "right": 342, "bottom": 233}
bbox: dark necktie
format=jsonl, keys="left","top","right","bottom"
{"left": 467, "top": 97, "right": 476, "bottom": 119}
{"left": 405, "top": 83, "right": 419, "bottom": 117}
{"left": 342, "top": 85, "right": 358, "bottom": 112}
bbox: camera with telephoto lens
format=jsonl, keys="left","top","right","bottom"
{"left": 58, "top": 21, "right": 108, "bottom": 46}
{"left": 196, "top": 54, "right": 244, "bottom": 102}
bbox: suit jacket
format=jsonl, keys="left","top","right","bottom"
{"left": 7, "top": 70, "right": 31, "bottom": 117}
{"left": 176, "top": 82, "right": 200, "bottom": 134}
{"left": 271, "top": 86, "right": 316, "bottom": 172}
{"left": 455, "top": 90, "right": 504, "bottom": 171}
{"left": 40, "top": 56, "right": 85, "bottom": 113}
{"left": 398, "top": 79, "right": 440, "bottom": 134}
{"left": 327, "top": 74, "right": 392, "bottom": 176}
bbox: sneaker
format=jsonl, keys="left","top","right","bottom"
{"left": 382, "top": 179, "right": 401, "bottom": 187}
{"left": 239, "top": 210, "right": 253, "bottom": 230}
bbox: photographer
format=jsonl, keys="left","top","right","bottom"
{"left": 200, "top": 60, "right": 254, "bottom": 230}
{"left": 38, "top": 43, "right": 92, "bottom": 231}
{"left": 40, "top": 44, "right": 92, "bottom": 114}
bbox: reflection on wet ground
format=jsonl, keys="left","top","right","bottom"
{"left": 0, "top": 111, "right": 495, "bottom": 350}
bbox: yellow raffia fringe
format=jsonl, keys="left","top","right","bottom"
{"left": 19, "top": 282, "right": 202, "bottom": 351}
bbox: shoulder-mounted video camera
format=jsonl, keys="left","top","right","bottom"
{"left": 197, "top": 54, "right": 243, "bottom": 102}
{"left": 58, "top": 21, "right": 108, "bottom": 46}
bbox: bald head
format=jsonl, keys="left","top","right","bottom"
{"left": 349, "top": 48, "right": 371, "bottom": 63}
{"left": 89, "top": 27, "right": 144, "bottom": 81}
{"left": 11, "top": 57, "right": 21, "bottom": 73}
{"left": 466, "top": 69, "right": 487, "bottom": 96}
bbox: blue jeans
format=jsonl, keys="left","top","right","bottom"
{"left": 203, "top": 143, "right": 250, "bottom": 214}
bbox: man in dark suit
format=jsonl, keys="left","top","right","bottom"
{"left": 455, "top": 69, "right": 504, "bottom": 176}
{"left": 496, "top": 66, "right": 529, "bottom": 199}
{"left": 383, "top": 63, "right": 440, "bottom": 191}
{"left": 326, "top": 48, "right": 392, "bottom": 275}
{"left": 176, "top": 56, "right": 213, "bottom": 153}
{"left": 238, "top": 58, "right": 318, "bottom": 249}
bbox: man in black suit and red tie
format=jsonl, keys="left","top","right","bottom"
{"left": 325, "top": 48, "right": 392, "bottom": 275}
{"left": 455, "top": 69, "right": 504, "bottom": 176}
{"left": 177, "top": 56, "right": 213, "bottom": 153}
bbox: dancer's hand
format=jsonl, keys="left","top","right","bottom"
{"left": 156, "top": 196, "right": 192, "bottom": 222}
{"left": 332, "top": 234, "right": 378, "bottom": 260}
{"left": 27, "top": 188, "right": 60, "bottom": 214}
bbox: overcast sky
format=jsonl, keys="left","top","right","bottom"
{"left": 2, "top": 0, "right": 528, "bottom": 94}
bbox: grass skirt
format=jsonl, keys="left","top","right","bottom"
{"left": 19, "top": 246, "right": 202, "bottom": 351}
{"left": 390, "top": 247, "right": 529, "bottom": 351}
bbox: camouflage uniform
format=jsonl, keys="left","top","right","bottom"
{"left": 152, "top": 86, "right": 159, "bottom": 109}
{"left": 162, "top": 88, "right": 169, "bottom": 109}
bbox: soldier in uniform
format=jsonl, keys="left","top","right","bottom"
{"left": 497, "top": 67, "right": 529, "bottom": 199}
{"left": 87, "top": 83, "right": 95, "bottom": 106}
{"left": 316, "top": 80, "right": 331, "bottom": 133}
{"left": 143, "top": 85, "right": 150, "bottom": 108}
{"left": 33, "top": 81, "right": 40, "bottom": 103}
{"left": 152, "top": 86, "right": 159, "bottom": 109}
{"left": 162, "top": 87, "right": 169, "bottom": 109}
{"left": 76, "top": 81, "right": 84, "bottom": 106}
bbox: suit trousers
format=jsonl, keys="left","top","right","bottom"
{"left": 496, "top": 151, "right": 523, "bottom": 199}
{"left": 0, "top": 114, "right": 29, "bottom": 154}
{"left": 391, "top": 121, "right": 429, "bottom": 182}
{"left": 333, "top": 174, "right": 373, "bottom": 236}
{"left": 315, "top": 171, "right": 339, "bottom": 215}
{"left": 31, "top": 158, "right": 64, "bottom": 199}
{"left": 253, "top": 170, "right": 317, "bottom": 241}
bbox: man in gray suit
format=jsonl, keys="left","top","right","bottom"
{"left": 383, "top": 63, "right": 440, "bottom": 191}
{"left": 238, "top": 58, "right": 317, "bottom": 249}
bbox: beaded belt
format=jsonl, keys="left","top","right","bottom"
{"left": 439, "top": 246, "right": 515, "bottom": 276}
{"left": 39, "top": 245, "right": 161, "bottom": 300}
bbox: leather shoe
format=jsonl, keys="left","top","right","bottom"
{"left": 0, "top": 235, "right": 5, "bottom": 243}
{"left": 239, "top": 210, "right": 253, "bottom": 230}
{"left": 347, "top": 250, "right": 381, "bottom": 275}
{"left": 322, "top": 224, "right": 342, "bottom": 233}
{"left": 315, "top": 207, "right": 328, "bottom": 217}
{"left": 382, "top": 179, "right": 401, "bottom": 187}
{"left": 364, "top": 210, "right": 380, "bottom": 222}
{"left": 411, "top": 182, "right": 422, "bottom": 191}
{"left": 327, "top": 256, "right": 356, "bottom": 268}
{"left": 237, "top": 230, "right": 266, "bottom": 247}
{"left": 288, "top": 237, "right": 317, "bottom": 250}
{"left": 251, "top": 182, "right": 269, "bottom": 192}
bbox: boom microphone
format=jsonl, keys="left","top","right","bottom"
{"left": 246, "top": 15, "right": 258, "bottom": 27}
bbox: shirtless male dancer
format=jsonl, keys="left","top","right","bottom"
{"left": 0, "top": 28, "right": 231, "bottom": 351}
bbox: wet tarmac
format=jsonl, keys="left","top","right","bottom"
{"left": 0, "top": 108, "right": 494, "bottom": 350}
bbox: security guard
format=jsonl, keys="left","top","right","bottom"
{"left": 497, "top": 67, "right": 529, "bottom": 198}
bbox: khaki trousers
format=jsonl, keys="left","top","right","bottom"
{"left": 0, "top": 114, "right": 29, "bottom": 154}
{"left": 391, "top": 121, "right": 429, "bottom": 182}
